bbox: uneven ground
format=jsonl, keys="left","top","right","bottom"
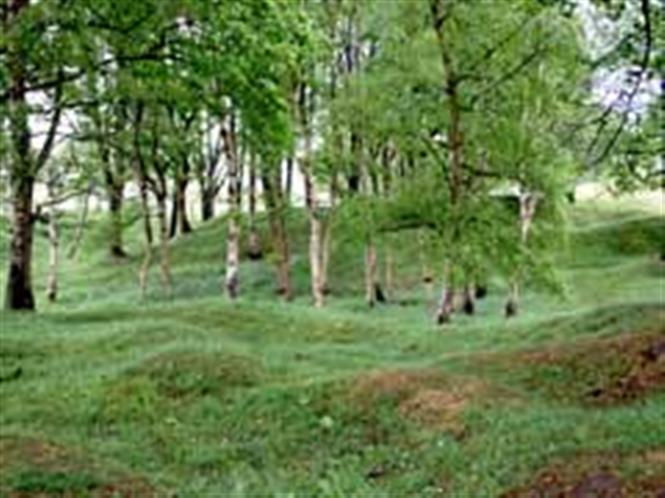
{"left": 0, "top": 196, "right": 663, "bottom": 496}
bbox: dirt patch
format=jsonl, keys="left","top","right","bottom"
{"left": 0, "top": 436, "right": 157, "bottom": 497}
{"left": 514, "top": 332, "right": 665, "bottom": 405}
{"left": 501, "top": 452, "right": 665, "bottom": 498}
{"left": 128, "top": 350, "right": 263, "bottom": 399}
{"left": 350, "top": 369, "right": 445, "bottom": 402}
{"left": 349, "top": 369, "right": 500, "bottom": 435}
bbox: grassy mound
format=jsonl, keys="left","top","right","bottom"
{"left": 501, "top": 451, "right": 665, "bottom": 498}
{"left": 0, "top": 436, "right": 156, "bottom": 497}
{"left": 128, "top": 350, "right": 263, "bottom": 399}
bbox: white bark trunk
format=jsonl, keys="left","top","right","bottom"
{"left": 223, "top": 124, "right": 241, "bottom": 299}
{"left": 436, "top": 263, "right": 455, "bottom": 324}
{"left": 506, "top": 192, "right": 539, "bottom": 317}
{"left": 225, "top": 215, "right": 240, "bottom": 299}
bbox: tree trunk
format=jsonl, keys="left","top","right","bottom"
{"left": 462, "top": 284, "right": 475, "bottom": 315}
{"left": 321, "top": 173, "right": 338, "bottom": 295}
{"left": 169, "top": 188, "right": 179, "bottom": 239}
{"left": 431, "top": 0, "right": 464, "bottom": 324}
{"left": 5, "top": 0, "right": 35, "bottom": 310}
{"left": 45, "top": 209, "right": 58, "bottom": 303}
{"left": 436, "top": 264, "right": 455, "bottom": 324}
{"left": 156, "top": 193, "right": 172, "bottom": 297}
{"left": 247, "top": 155, "right": 262, "bottom": 260}
{"left": 45, "top": 173, "right": 59, "bottom": 303}
{"left": 299, "top": 82, "right": 325, "bottom": 307}
{"left": 222, "top": 124, "right": 241, "bottom": 299}
{"left": 67, "top": 181, "right": 92, "bottom": 260}
{"left": 5, "top": 176, "right": 35, "bottom": 310}
{"left": 201, "top": 188, "right": 215, "bottom": 222}
{"left": 262, "top": 169, "right": 292, "bottom": 300}
{"left": 505, "top": 193, "right": 538, "bottom": 318}
{"left": 271, "top": 210, "right": 292, "bottom": 300}
{"left": 505, "top": 280, "right": 519, "bottom": 317}
{"left": 304, "top": 172, "right": 325, "bottom": 307}
{"left": 108, "top": 181, "right": 126, "bottom": 258}
{"left": 285, "top": 156, "right": 293, "bottom": 202}
{"left": 169, "top": 176, "right": 191, "bottom": 238}
{"left": 321, "top": 217, "right": 332, "bottom": 295}
{"left": 225, "top": 214, "right": 240, "bottom": 298}
{"left": 384, "top": 242, "right": 395, "bottom": 299}
{"left": 364, "top": 237, "right": 378, "bottom": 308}
{"left": 138, "top": 179, "right": 152, "bottom": 298}
{"left": 177, "top": 178, "right": 191, "bottom": 235}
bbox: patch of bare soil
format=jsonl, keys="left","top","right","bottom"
{"left": 501, "top": 452, "right": 665, "bottom": 498}
{"left": 517, "top": 333, "right": 665, "bottom": 405}
{"left": 349, "top": 369, "right": 507, "bottom": 436}
{"left": 0, "top": 436, "right": 157, "bottom": 497}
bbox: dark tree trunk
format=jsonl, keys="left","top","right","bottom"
{"left": 170, "top": 176, "right": 191, "bottom": 238}
{"left": 177, "top": 178, "right": 191, "bottom": 235}
{"left": 108, "top": 181, "right": 127, "bottom": 258}
{"left": 247, "top": 155, "right": 262, "bottom": 260}
{"left": 285, "top": 156, "right": 293, "bottom": 202}
{"left": 155, "top": 191, "right": 172, "bottom": 297}
{"left": 348, "top": 132, "right": 362, "bottom": 193}
{"left": 169, "top": 188, "right": 179, "bottom": 239}
{"left": 475, "top": 285, "right": 488, "bottom": 299}
{"left": 462, "top": 284, "right": 475, "bottom": 315}
{"left": 5, "top": 176, "right": 35, "bottom": 310}
{"left": 201, "top": 189, "right": 215, "bottom": 222}
{"left": 5, "top": 0, "right": 35, "bottom": 310}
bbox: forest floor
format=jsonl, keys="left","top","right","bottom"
{"left": 0, "top": 196, "right": 663, "bottom": 497}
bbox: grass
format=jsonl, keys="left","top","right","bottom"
{"left": 0, "top": 195, "right": 663, "bottom": 496}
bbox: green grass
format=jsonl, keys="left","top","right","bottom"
{"left": 0, "top": 196, "right": 663, "bottom": 496}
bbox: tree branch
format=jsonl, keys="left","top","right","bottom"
{"left": 34, "top": 75, "right": 63, "bottom": 172}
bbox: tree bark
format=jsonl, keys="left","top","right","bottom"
{"left": 5, "top": 0, "right": 35, "bottom": 310}
{"left": 462, "top": 284, "right": 475, "bottom": 315}
{"left": 364, "top": 237, "right": 378, "bottom": 307}
{"left": 262, "top": 168, "right": 292, "bottom": 300}
{"left": 5, "top": 176, "right": 35, "bottom": 310}
{"left": 170, "top": 176, "right": 191, "bottom": 238}
{"left": 431, "top": 0, "right": 464, "bottom": 324}
{"left": 285, "top": 156, "right": 293, "bottom": 202}
{"left": 45, "top": 207, "right": 59, "bottom": 303}
{"left": 44, "top": 166, "right": 59, "bottom": 303}
{"left": 321, "top": 216, "right": 332, "bottom": 295}
{"left": 247, "top": 155, "right": 262, "bottom": 260}
{"left": 505, "top": 192, "right": 538, "bottom": 317}
{"left": 222, "top": 124, "right": 241, "bottom": 299}
{"left": 156, "top": 193, "right": 172, "bottom": 297}
{"left": 138, "top": 178, "right": 152, "bottom": 298}
{"left": 384, "top": 243, "right": 395, "bottom": 298}
{"left": 303, "top": 167, "right": 325, "bottom": 307}
{"left": 177, "top": 177, "right": 191, "bottom": 235}
{"left": 201, "top": 187, "right": 215, "bottom": 221}
{"left": 67, "top": 181, "right": 92, "bottom": 260}
{"left": 436, "top": 264, "right": 455, "bottom": 324}
{"left": 298, "top": 82, "right": 326, "bottom": 307}
{"left": 107, "top": 180, "right": 126, "bottom": 258}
